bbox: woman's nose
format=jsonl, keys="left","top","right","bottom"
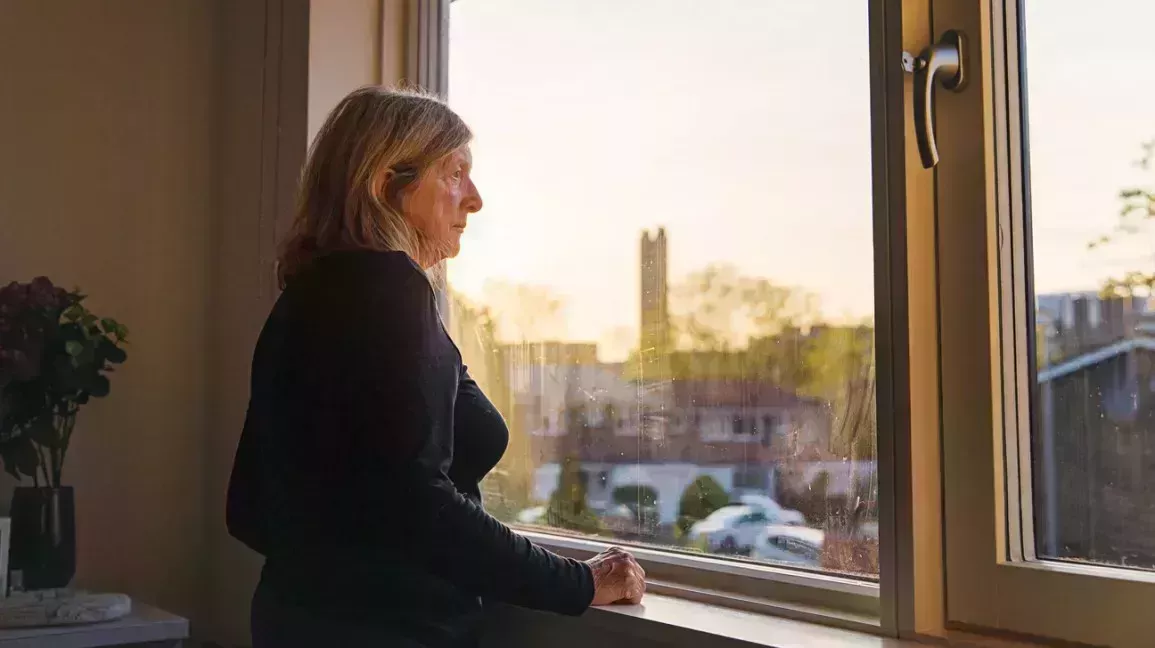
{"left": 464, "top": 180, "right": 483, "bottom": 213}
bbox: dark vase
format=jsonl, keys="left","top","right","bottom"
{"left": 9, "top": 487, "right": 76, "bottom": 590}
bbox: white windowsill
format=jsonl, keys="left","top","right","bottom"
{"left": 579, "top": 593, "right": 909, "bottom": 648}
{"left": 567, "top": 594, "right": 1051, "bottom": 648}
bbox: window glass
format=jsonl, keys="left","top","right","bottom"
{"left": 447, "top": 0, "right": 878, "bottom": 577}
{"left": 1026, "top": 1, "right": 1155, "bottom": 570}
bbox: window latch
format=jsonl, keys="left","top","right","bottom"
{"left": 902, "top": 30, "right": 968, "bottom": 169}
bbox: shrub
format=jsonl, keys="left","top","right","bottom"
{"left": 546, "top": 456, "right": 600, "bottom": 534}
{"left": 676, "top": 475, "right": 729, "bottom": 536}
{"left": 612, "top": 484, "right": 658, "bottom": 508}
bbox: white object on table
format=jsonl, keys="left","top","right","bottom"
{"left": 0, "top": 602, "right": 186, "bottom": 648}
{"left": 0, "top": 590, "right": 130, "bottom": 628}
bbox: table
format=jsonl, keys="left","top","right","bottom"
{"left": 0, "top": 603, "right": 187, "bottom": 648}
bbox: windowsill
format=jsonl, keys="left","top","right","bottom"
{"left": 510, "top": 535, "right": 1050, "bottom": 646}
{"left": 571, "top": 594, "right": 1045, "bottom": 648}
{"left": 577, "top": 592, "right": 907, "bottom": 648}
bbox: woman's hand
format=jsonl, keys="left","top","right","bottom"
{"left": 586, "top": 546, "right": 646, "bottom": 606}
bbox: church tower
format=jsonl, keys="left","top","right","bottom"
{"left": 640, "top": 227, "right": 670, "bottom": 355}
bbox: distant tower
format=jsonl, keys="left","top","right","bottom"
{"left": 640, "top": 228, "right": 670, "bottom": 355}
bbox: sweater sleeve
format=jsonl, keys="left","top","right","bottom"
{"left": 346, "top": 256, "right": 594, "bottom": 616}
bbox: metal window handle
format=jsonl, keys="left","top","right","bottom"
{"left": 903, "top": 30, "right": 968, "bottom": 169}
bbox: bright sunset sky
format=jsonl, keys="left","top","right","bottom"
{"left": 445, "top": 0, "right": 1155, "bottom": 361}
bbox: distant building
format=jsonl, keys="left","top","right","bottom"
{"left": 516, "top": 356, "right": 834, "bottom": 523}
{"left": 490, "top": 227, "right": 855, "bottom": 526}
{"left": 640, "top": 228, "right": 670, "bottom": 356}
{"left": 1036, "top": 292, "right": 1147, "bottom": 367}
{"left": 1036, "top": 336, "right": 1155, "bottom": 567}
{"left": 500, "top": 341, "right": 599, "bottom": 367}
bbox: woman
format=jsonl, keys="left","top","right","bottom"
{"left": 226, "top": 86, "right": 646, "bottom": 647}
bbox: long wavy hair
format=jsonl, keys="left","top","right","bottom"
{"left": 277, "top": 86, "right": 472, "bottom": 287}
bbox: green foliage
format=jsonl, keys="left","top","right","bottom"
{"left": 479, "top": 468, "right": 533, "bottom": 525}
{"left": 612, "top": 484, "right": 658, "bottom": 508}
{"left": 795, "top": 470, "right": 833, "bottom": 526}
{"left": 663, "top": 265, "right": 877, "bottom": 462}
{"left": 446, "top": 289, "right": 534, "bottom": 514}
{"left": 0, "top": 279, "right": 128, "bottom": 487}
{"left": 798, "top": 325, "right": 876, "bottom": 461}
{"left": 613, "top": 484, "right": 661, "bottom": 534}
{"left": 669, "top": 264, "right": 817, "bottom": 355}
{"left": 546, "top": 456, "right": 600, "bottom": 534}
{"left": 479, "top": 280, "right": 566, "bottom": 342}
{"left": 676, "top": 475, "right": 729, "bottom": 536}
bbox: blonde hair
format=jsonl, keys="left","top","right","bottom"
{"left": 277, "top": 86, "right": 472, "bottom": 287}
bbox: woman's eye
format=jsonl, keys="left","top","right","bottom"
{"left": 450, "top": 168, "right": 464, "bottom": 181}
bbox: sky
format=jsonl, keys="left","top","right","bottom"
{"left": 445, "top": 0, "right": 1155, "bottom": 361}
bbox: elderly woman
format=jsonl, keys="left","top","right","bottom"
{"left": 226, "top": 87, "right": 645, "bottom": 648}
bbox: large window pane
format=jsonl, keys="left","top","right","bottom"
{"left": 1028, "top": 2, "right": 1155, "bottom": 570}
{"left": 446, "top": 0, "right": 878, "bottom": 578}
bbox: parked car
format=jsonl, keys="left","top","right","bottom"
{"left": 687, "top": 505, "right": 775, "bottom": 554}
{"left": 732, "top": 493, "right": 806, "bottom": 526}
{"left": 601, "top": 503, "right": 660, "bottom": 537}
{"left": 515, "top": 505, "right": 547, "bottom": 525}
{"left": 752, "top": 525, "right": 824, "bottom": 567}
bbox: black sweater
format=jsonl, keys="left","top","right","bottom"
{"left": 226, "top": 250, "right": 594, "bottom": 646}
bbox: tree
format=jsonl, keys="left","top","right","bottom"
{"left": 676, "top": 475, "right": 729, "bottom": 536}
{"left": 669, "top": 264, "right": 817, "bottom": 354}
{"left": 800, "top": 324, "right": 877, "bottom": 462}
{"left": 447, "top": 289, "right": 535, "bottom": 521}
{"left": 480, "top": 280, "right": 567, "bottom": 342}
{"left": 445, "top": 289, "right": 501, "bottom": 392}
{"left": 546, "top": 456, "right": 600, "bottom": 534}
{"left": 453, "top": 282, "right": 569, "bottom": 522}
{"left": 806, "top": 470, "right": 832, "bottom": 524}
{"left": 638, "top": 263, "right": 878, "bottom": 463}
{"left": 623, "top": 263, "right": 820, "bottom": 386}
{"left": 612, "top": 484, "right": 661, "bottom": 536}
{"left": 1090, "top": 140, "right": 1155, "bottom": 296}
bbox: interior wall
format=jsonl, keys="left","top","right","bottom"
{"left": 0, "top": 0, "right": 216, "bottom": 624}
{"left": 0, "top": 3, "right": 313, "bottom": 644}
{"left": 201, "top": 0, "right": 309, "bottom": 643}
{"left": 307, "top": 0, "right": 384, "bottom": 141}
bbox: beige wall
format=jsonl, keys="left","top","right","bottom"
{"left": 2, "top": 0, "right": 315, "bottom": 643}
{"left": 202, "top": 0, "right": 309, "bottom": 643}
{"left": 308, "top": 0, "right": 383, "bottom": 140}
{"left": 0, "top": 0, "right": 217, "bottom": 624}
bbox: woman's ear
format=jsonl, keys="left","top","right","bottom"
{"left": 372, "top": 168, "right": 395, "bottom": 202}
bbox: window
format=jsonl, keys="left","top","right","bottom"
{"left": 937, "top": 0, "right": 1155, "bottom": 644}
{"left": 445, "top": 0, "right": 880, "bottom": 592}
{"left": 398, "top": 0, "right": 1154, "bottom": 643}
{"left": 761, "top": 414, "right": 781, "bottom": 448}
{"left": 745, "top": 512, "right": 769, "bottom": 525}
{"left": 1024, "top": 3, "right": 1154, "bottom": 574}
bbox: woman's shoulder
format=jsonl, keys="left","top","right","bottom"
{"left": 290, "top": 250, "right": 430, "bottom": 297}
{"left": 319, "top": 248, "right": 424, "bottom": 279}
{"left": 284, "top": 250, "right": 438, "bottom": 335}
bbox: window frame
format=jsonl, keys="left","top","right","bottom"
{"left": 935, "top": 1, "right": 1155, "bottom": 645}
{"left": 418, "top": 0, "right": 917, "bottom": 637}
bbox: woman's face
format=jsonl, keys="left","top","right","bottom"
{"left": 401, "top": 146, "right": 483, "bottom": 267}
